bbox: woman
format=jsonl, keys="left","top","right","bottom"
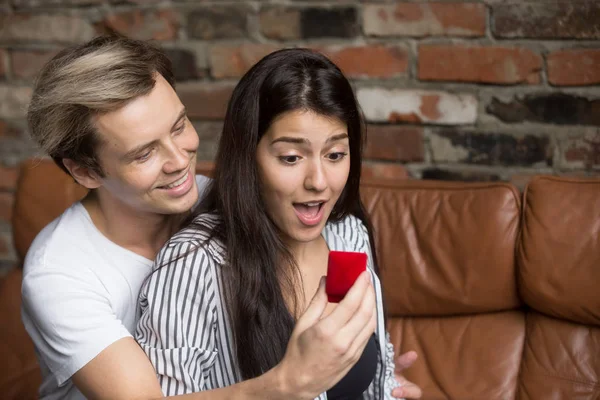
{"left": 136, "top": 48, "right": 420, "bottom": 399}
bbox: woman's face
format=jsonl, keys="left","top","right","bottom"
{"left": 256, "top": 110, "right": 351, "bottom": 247}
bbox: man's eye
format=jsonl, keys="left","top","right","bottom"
{"left": 136, "top": 150, "right": 152, "bottom": 162}
{"left": 175, "top": 120, "right": 186, "bottom": 134}
{"left": 279, "top": 155, "right": 300, "bottom": 164}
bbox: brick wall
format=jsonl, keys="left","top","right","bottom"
{"left": 0, "top": 0, "right": 599, "bottom": 270}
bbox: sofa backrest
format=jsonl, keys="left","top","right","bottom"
{"left": 361, "top": 179, "right": 524, "bottom": 399}
{"left": 516, "top": 176, "right": 600, "bottom": 399}
{"left": 12, "top": 159, "right": 87, "bottom": 262}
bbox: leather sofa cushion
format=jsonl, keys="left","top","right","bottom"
{"left": 387, "top": 311, "right": 525, "bottom": 399}
{"left": 361, "top": 179, "right": 522, "bottom": 316}
{"left": 12, "top": 159, "right": 87, "bottom": 262}
{"left": 517, "top": 311, "right": 600, "bottom": 399}
{"left": 0, "top": 268, "right": 41, "bottom": 399}
{"left": 518, "top": 176, "right": 600, "bottom": 326}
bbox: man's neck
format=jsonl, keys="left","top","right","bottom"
{"left": 81, "top": 192, "right": 185, "bottom": 261}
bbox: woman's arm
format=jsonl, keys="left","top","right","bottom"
{"left": 131, "top": 239, "right": 377, "bottom": 400}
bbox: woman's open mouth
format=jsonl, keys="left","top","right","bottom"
{"left": 293, "top": 201, "right": 326, "bottom": 226}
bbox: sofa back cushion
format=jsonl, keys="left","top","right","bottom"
{"left": 12, "top": 159, "right": 87, "bottom": 262}
{"left": 360, "top": 179, "right": 522, "bottom": 316}
{"left": 517, "top": 176, "right": 600, "bottom": 399}
{"left": 360, "top": 179, "right": 524, "bottom": 399}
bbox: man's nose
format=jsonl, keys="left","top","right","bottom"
{"left": 163, "top": 143, "right": 189, "bottom": 173}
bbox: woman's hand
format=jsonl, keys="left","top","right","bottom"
{"left": 391, "top": 351, "right": 422, "bottom": 399}
{"left": 274, "top": 271, "right": 377, "bottom": 400}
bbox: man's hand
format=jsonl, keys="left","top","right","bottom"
{"left": 391, "top": 351, "right": 422, "bottom": 399}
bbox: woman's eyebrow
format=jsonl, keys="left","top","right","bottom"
{"left": 271, "top": 132, "right": 348, "bottom": 145}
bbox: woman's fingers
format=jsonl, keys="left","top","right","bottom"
{"left": 320, "top": 271, "right": 372, "bottom": 329}
{"left": 294, "top": 276, "right": 328, "bottom": 334}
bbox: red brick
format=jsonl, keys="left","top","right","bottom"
{"left": 99, "top": 9, "right": 179, "bottom": 41}
{"left": 547, "top": 49, "right": 600, "bottom": 86}
{"left": 0, "top": 14, "right": 95, "bottom": 43}
{"left": 357, "top": 87, "right": 477, "bottom": 125}
{"left": 322, "top": 45, "right": 408, "bottom": 79}
{"left": 364, "top": 125, "right": 423, "bottom": 162}
{"left": 209, "top": 44, "right": 280, "bottom": 79}
{"left": 0, "top": 192, "right": 14, "bottom": 224}
{"left": 493, "top": 3, "right": 600, "bottom": 39}
{"left": 259, "top": 7, "right": 301, "bottom": 40}
{"left": 0, "top": 50, "right": 6, "bottom": 79}
{"left": 177, "top": 83, "right": 234, "bottom": 120}
{"left": 364, "top": 2, "right": 486, "bottom": 37}
{"left": 419, "top": 45, "right": 542, "bottom": 84}
{"left": 560, "top": 132, "right": 600, "bottom": 169}
{"left": 0, "top": 120, "right": 21, "bottom": 138}
{"left": 0, "top": 166, "right": 18, "bottom": 191}
{"left": 0, "top": 86, "right": 32, "bottom": 119}
{"left": 11, "top": 50, "right": 58, "bottom": 80}
{"left": 361, "top": 162, "right": 410, "bottom": 180}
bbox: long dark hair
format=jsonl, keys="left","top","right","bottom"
{"left": 192, "top": 48, "right": 379, "bottom": 379}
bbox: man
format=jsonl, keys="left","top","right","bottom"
{"left": 21, "top": 35, "right": 421, "bottom": 400}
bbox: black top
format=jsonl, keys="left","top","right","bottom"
{"left": 326, "top": 334, "right": 379, "bottom": 400}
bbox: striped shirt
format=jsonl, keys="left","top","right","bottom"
{"left": 135, "top": 213, "right": 400, "bottom": 399}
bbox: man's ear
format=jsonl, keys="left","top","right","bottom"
{"left": 62, "top": 159, "right": 102, "bottom": 189}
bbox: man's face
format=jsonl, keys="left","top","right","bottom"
{"left": 92, "top": 74, "right": 199, "bottom": 216}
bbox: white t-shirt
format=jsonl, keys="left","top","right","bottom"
{"left": 21, "top": 175, "right": 210, "bottom": 400}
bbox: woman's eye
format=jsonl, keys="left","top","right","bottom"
{"left": 279, "top": 155, "right": 301, "bottom": 164}
{"left": 328, "top": 152, "right": 348, "bottom": 161}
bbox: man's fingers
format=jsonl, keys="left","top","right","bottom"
{"left": 392, "top": 382, "right": 422, "bottom": 399}
{"left": 395, "top": 351, "right": 418, "bottom": 371}
{"left": 295, "top": 276, "right": 328, "bottom": 333}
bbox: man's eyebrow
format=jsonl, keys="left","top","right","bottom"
{"left": 171, "top": 108, "right": 187, "bottom": 132}
{"left": 122, "top": 140, "right": 159, "bottom": 160}
{"left": 270, "top": 132, "right": 349, "bottom": 145}
{"left": 122, "top": 108, "right": 187, "bottom": 161}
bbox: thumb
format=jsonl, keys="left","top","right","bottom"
{"left": 395, "top": 351, "right": 418, "bottom": 371}
{"left": 294, "top": 276, "right": 328, "bottom": 334}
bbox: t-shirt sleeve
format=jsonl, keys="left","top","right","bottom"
{"left": 135, "top": 240, "right": 218, "bottom": 396}
{"left": 21, "top": 263, "right": 131, "bottom": 385}
{"left": 195, "top": 175, "right": 212, "bottom": 199}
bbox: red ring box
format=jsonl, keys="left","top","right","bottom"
{"left": 326, "top": 251, "right": 368, "bottom": 303}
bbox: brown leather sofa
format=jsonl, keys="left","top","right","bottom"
{"left": 1, "top": 159, "right": 599, "bottom": 399}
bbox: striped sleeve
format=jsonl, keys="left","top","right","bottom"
{"left": 135, "top": 240, "right": 219, "bottom": 396}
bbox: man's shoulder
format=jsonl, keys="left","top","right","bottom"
{"left": 23, "top": 202, "right": 97, "bottom": 275}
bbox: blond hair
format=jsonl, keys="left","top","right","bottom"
{"left": 27, "top": 35, "right": 174, "bottom": 176}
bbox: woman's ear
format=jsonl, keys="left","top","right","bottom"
{"left": 62, "top": 158, "right": 102, "bottom": 189}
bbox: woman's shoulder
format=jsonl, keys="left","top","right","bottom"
{"left": 156, "top": 212, "right": 226, "bottom": 269}
{"left": 324, "top": 214, "right": 370, "bottom": 253}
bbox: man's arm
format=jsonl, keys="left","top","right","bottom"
{"left": 73, "top": 273, "right": 376, "bottom": 400}
{"left": 71, "top": 337, "right": 290, "bottom": 400}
